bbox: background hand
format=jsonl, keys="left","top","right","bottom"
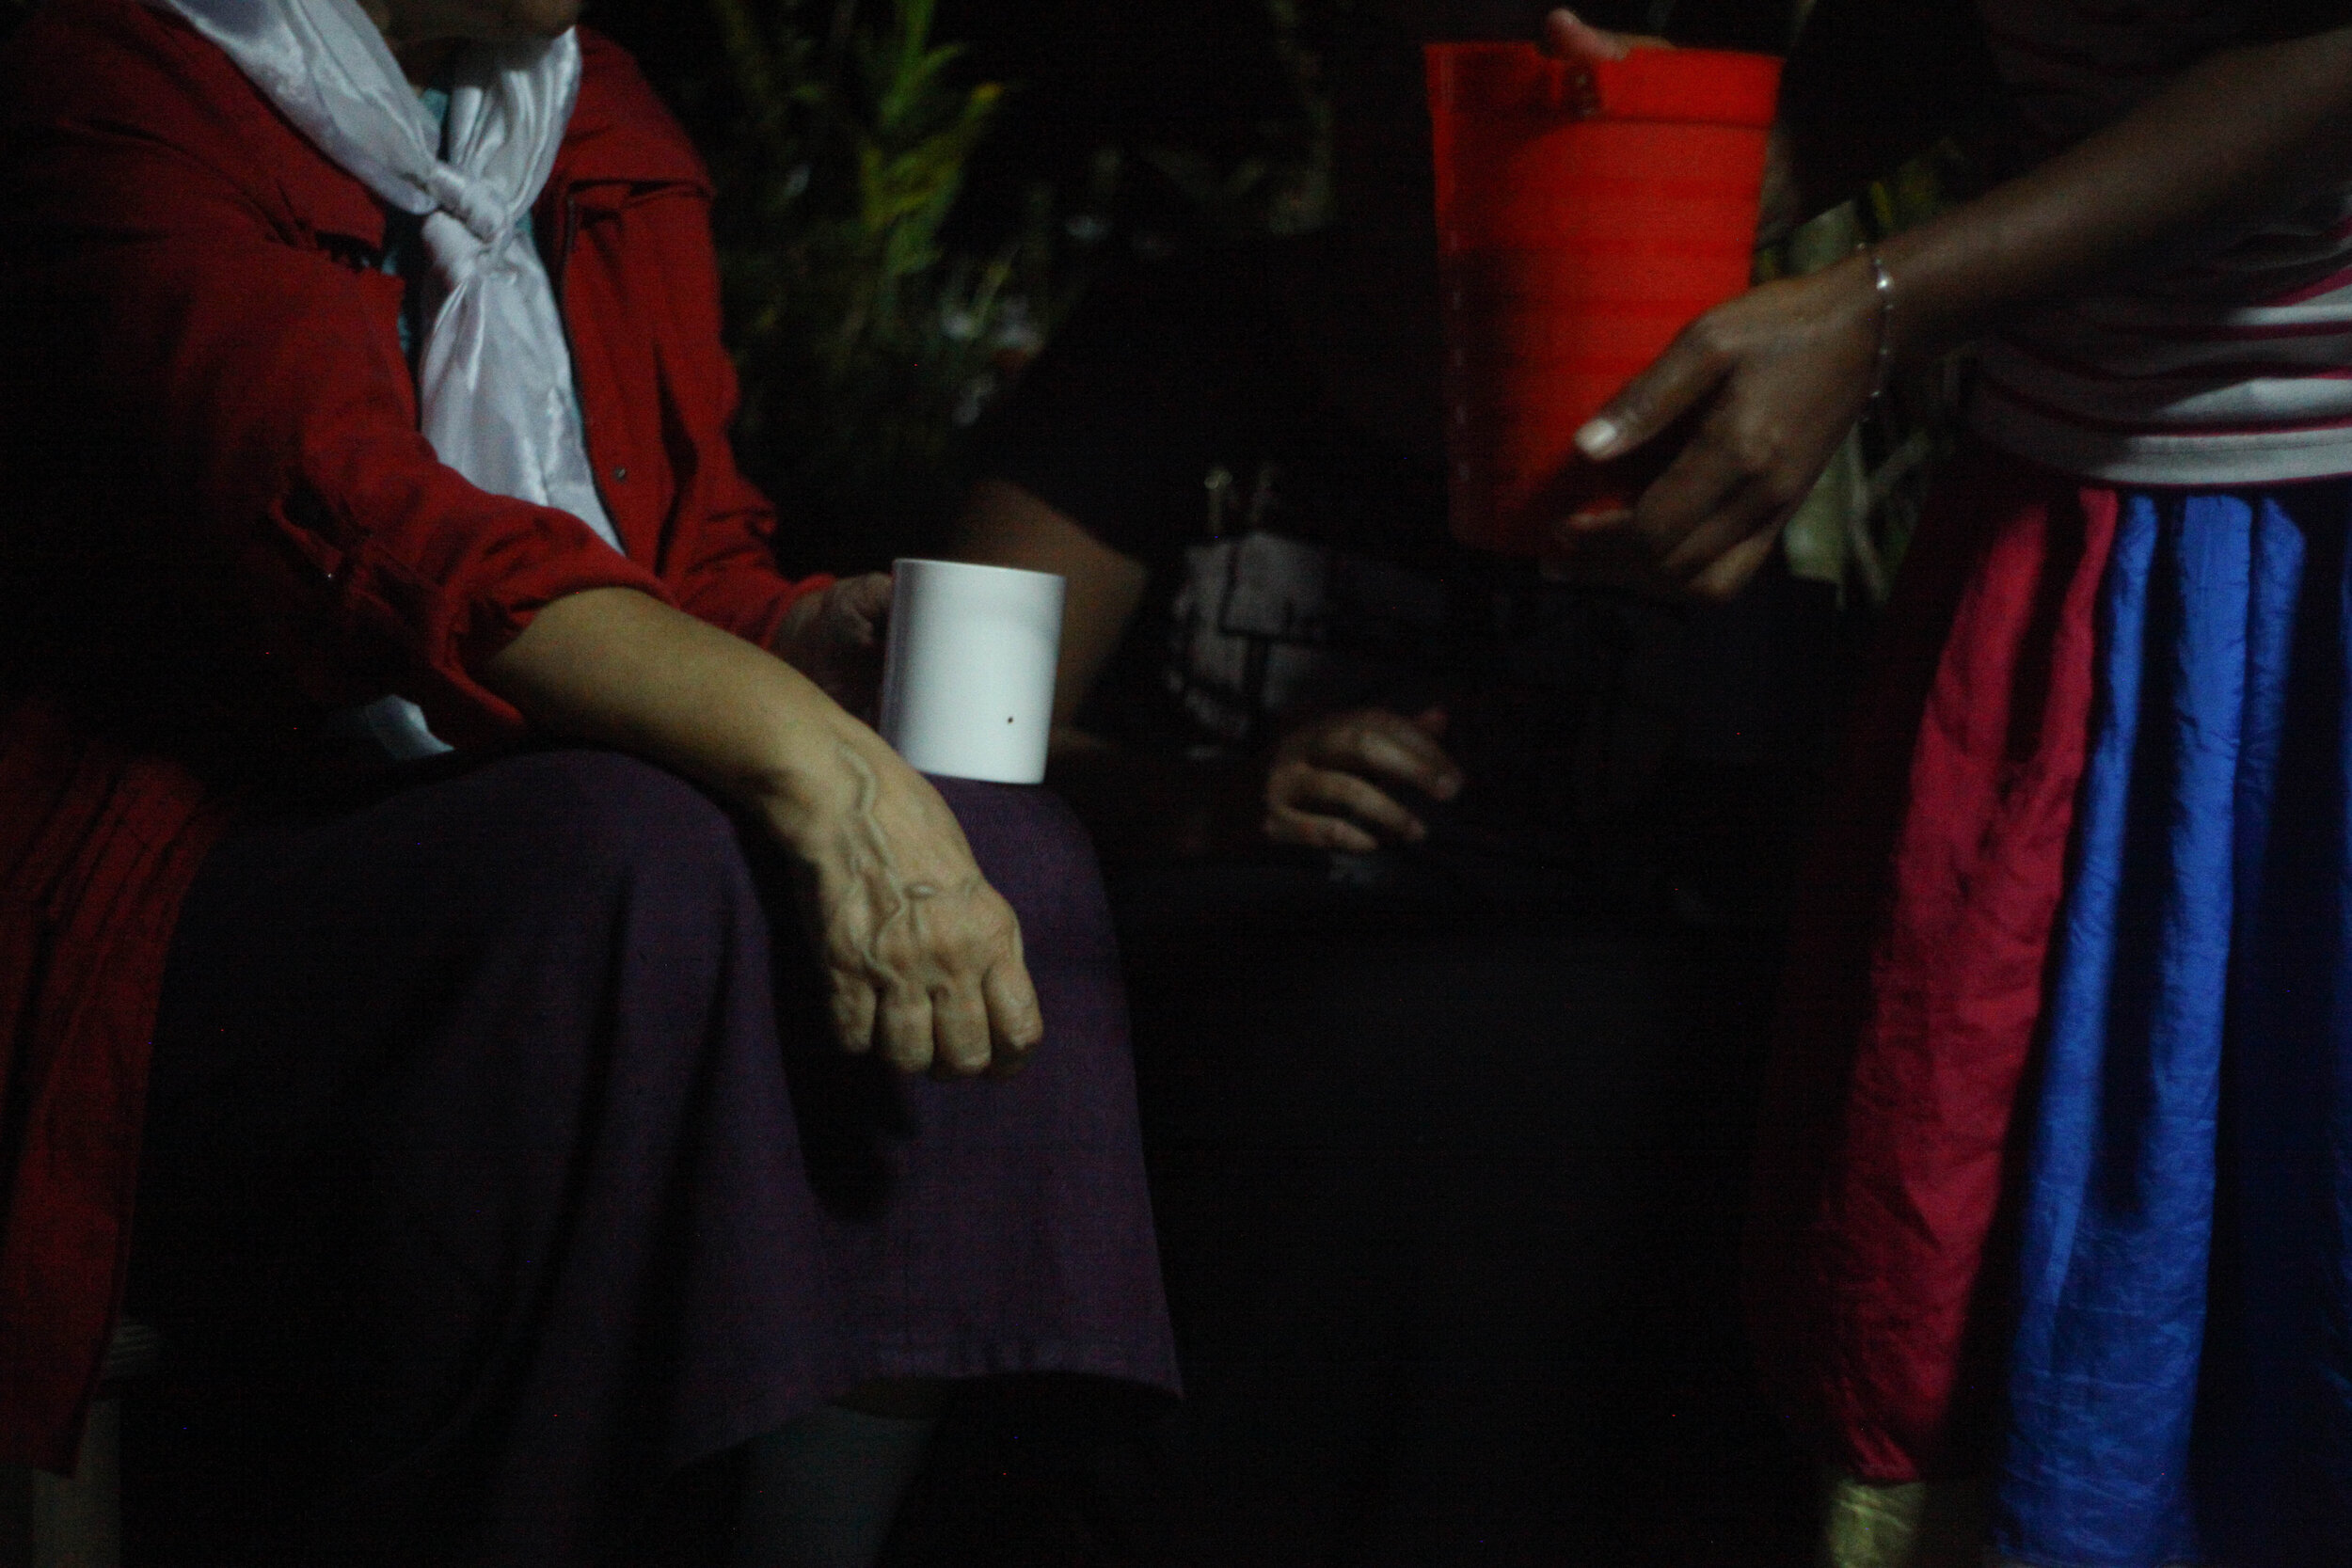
{"left": 1540, "top": 8, "right": 1666, "bottom": 62}
{"left": 772, "top": 571, "right": 893, "bottom": 717}
{"left": 1549, "top": 253, "right": 1883, "bottom": 601}
{"left": 1264, "top": 705, "right": 1464, "bottom": 853}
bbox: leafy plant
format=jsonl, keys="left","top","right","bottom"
{"left": 704, "top": 0, "right": 1113, "bottom": 568}
{"left": 693, "top": 0, "right": 1391, "bottom": 568}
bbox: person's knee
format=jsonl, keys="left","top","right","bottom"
{"left": 416, "top": 751, "right": 774, "bottom": 1077}
{"left": 479, "top": 748, "right": 751, "bottom": 904}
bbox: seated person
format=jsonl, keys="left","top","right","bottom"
{"left": 0, "top": 0, "right": 1174, "bottom": 1562}
{"left": 954, "top": 5, "right": 1832, "bottom": 1560}
{"left": 961, "top": 4, "right": 1833, "bottom": 915}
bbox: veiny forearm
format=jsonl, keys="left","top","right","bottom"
{"left": 481, "top": 585, "right": 871, "bottom": 832}
{"left": 482, "top": 584, "right": 1043, "bottom": 1073}
{"left": 1881, "top": 24, "right": 2352, "bottom": 359}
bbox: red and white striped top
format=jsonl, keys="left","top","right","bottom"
{"left": 1967, "top": 0, "right": 2352, "bottom": 485}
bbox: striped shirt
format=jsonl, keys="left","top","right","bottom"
{"left": 1968, "top": 0, "right": 2352, "bottom": 485}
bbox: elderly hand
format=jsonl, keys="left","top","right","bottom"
{"left": 772, "top": 725, "right": 1044, "bottom": 1080}
{"left": 1264, "top": 705, "right": 1464, "bottom": 853}
{"left": 1548, "top": 253, "right": 1883, "bottom": 601}
{"left": 772, "top": 571, "right": 893, "bottom": 718}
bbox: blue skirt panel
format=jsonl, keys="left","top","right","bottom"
{"left": 1995, "top": 483, "right": 2352, "bottom": 1568}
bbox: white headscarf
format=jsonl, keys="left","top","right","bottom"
{"left": 158, "top": 0, "right": 622, "bottom": 757}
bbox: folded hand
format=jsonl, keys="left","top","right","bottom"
{"left": 774, "top": 728, "right": 1044, "bottom": 1079}
{"left": 1264, "top": 705, "right": 1464, "bottom": 853}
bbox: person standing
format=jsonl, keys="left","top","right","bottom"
{"left": 1564, "top": 1, "right": 2352, "bottom": 1561}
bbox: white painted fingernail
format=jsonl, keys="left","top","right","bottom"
{"left": 1575, "top": 417, "right": 1620, "bottom": 458}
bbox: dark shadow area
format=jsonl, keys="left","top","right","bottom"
{"left": 879, "top": 856, "right": 1820, "bottom": 1566}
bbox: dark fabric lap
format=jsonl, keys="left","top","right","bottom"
{"left": 126, "top": 749, "right": 1174, "bottom": 1566}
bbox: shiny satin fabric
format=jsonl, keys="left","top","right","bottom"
{"left": 1998, "top": 484, "right": 2352, "bottom": 1568}
{"left": 152, "top": 0, "right": 622, "bottom": 757}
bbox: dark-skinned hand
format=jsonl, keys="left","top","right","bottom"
{"left": 1264, "top": 705, "right": 1465, "bottom": 853}
{"left": 1551, "top": 255, "right": 1883, "bottom": 601}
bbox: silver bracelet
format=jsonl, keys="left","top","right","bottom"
{"left": 1864, "top": 245, "right": 1896, "bottom": 400}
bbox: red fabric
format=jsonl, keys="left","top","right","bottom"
{"left": 0, "top": 0, "right": 831, "bottom": 1469}
{"left": 1744, "top": 451, "right": 2121, "bottom": 1481}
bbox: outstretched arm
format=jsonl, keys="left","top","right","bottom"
{"left": 1555, "top": 15, "right": 2352, "bottom": 600}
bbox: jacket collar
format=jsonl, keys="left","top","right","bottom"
{"left": 550, "top": 29, "right": 711, "bottom": 199}
{"left": 146, "top": 7, "right": 707, "bottom": 247}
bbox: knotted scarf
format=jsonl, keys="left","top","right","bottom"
{"left": 156, "top": 0, "right": 621, "bottom": 756}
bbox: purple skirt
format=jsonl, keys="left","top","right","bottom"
{"left": 128, "top": 748, "right": 1176, "bottom": 1564}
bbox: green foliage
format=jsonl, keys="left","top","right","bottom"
{"left": 1761, "top": 139, "right": 1985, "bottom": 603}
{"left": 706, "top": 0, "right": 1111, "bottom": 564}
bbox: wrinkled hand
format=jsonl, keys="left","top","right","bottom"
{"left": 1549, "top": 253, "right": 1883, "bottom": 601}
{"left": 480, "top": 583, "right": 1041, "bottom": 1079}
{"left": 1264, "top": 705, "right": 1465, "bottom": 853}
{"left": 775, "top": 728, "right": 1043, "bottom": 1079}
{"left": 773, "top": 572, "right": 893, "bottom": 717}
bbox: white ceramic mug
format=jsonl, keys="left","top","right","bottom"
{"left": 877, "top": 559, "right": 1065, "bottom": 784}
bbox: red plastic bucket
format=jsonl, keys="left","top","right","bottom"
{"left": 1425, "top": 41, "right": 1781, "bottom": 555}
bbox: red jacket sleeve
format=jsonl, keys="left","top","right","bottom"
{"left": 556, "top": 39, "right": 831, "bottom": 652}
{"left": 0, "top": 3, "right": 676, "bottom": 748}
{"left": 644, "top": 186, "right": 834, "bottom": 649}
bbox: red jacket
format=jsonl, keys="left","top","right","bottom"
{"left": 0, "top": 0, "right": 827, "bottom": 1468}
